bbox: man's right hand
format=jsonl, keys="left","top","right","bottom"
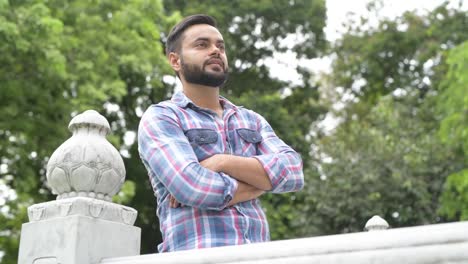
{"left": 169, "top": 194, "right": 181, "bottom": 208}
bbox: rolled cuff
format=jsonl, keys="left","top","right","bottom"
{"left": 218, "top": 172, "right": 238, "bottom": 209}
{"left": 253, "top": 151, "right": 304, "bottom": 193}
{"left": 253, "top": 154, "right": 287, "bottom": 192}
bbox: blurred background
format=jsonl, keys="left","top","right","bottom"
{"left": 0, "top": 0, "right": 467, "bottom": 263}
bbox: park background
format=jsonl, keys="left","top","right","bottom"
{"left": 0, "top": 0, "right": 467, "bottom": 263}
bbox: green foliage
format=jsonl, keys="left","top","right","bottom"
{"left": 112, "top": 180, "right": 136, "bottom": 205}
{"left": 437, "top": 41, "right": 468, "bottom": 220}
{"left": 437, "top": 41, "right": 468, "bottom": 155}
{"left": 297, "top": 1, "right": 468, "bottom": 238}
{"left": 439, "top": 169, "right": 468, "bottom": 220}
{"left": 331, "top": 2, "right": 468, "bottom": 107}
{"left": 298, "top": 94, "right": 463, "bottom": 235}
{"left": 0, "top": 0, "right": 172, "bottom": 262}
{"left": 0, "top": 202, "right": 27, "bottom": 264}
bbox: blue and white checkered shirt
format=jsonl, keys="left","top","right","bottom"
{"left": 138, "top": 91, "right": 304, "bottom": 252}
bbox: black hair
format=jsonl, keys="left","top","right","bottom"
{"left": 165, "top": 14, "right": 218, "bottom": 56}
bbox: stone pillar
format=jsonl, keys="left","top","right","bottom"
{"left": 18, "top": 110, "right": 141, "bottom": 264}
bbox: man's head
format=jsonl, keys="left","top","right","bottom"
{"left": 166, "top": 14, "right": 229, "bottom": 87}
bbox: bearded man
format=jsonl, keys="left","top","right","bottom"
{"left": 138, "top": 14, "right": 304, "bottom": 252}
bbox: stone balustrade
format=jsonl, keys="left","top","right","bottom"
{"left": 101, "top": 220, "right": 468, "bottom": 264}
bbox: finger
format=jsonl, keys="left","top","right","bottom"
{"left": 169, "top": 195, "right": 180, "bottom": 208}
{"left": 173, "top": 196, "right": 180, "bottom": 208}
{"left": 169, "top": 195, "right": 175, "bottom": 208}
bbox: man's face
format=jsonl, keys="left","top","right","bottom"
{"left": 177, "top": 24, "right": 229, "bottom": 87}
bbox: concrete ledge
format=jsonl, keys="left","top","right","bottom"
{"left": 102, "top": 221, "right": 468, "bottom": 264}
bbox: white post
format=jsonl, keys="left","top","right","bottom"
{"left": 365, "top": 215, "right": 389, "bottom": 231}
{"left": 18, "top": 110, "right": 141, "bottom": 264}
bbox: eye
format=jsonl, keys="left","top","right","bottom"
{"left": 195, "top": 42, "right": 207, "bottom": 48}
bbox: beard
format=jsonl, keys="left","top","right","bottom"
{"left": 180, "top": 57, "right": 229, "bottom": 87}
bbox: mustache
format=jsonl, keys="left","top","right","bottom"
{"left": 204, "top": 57, "right": 225, "bottom": 68}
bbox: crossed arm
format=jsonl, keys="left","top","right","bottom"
{"left": 170, "top": 154, "right": 271, "bottom": 208}
{"left": 200, "top": 154, "right": 272, "bottom": 190}
{"left": 140, "top": 105, "right": 304, "bottom": 210}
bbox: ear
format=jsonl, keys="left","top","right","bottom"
{"left": 168, "top": 52, "right": 181, "bottom": 72}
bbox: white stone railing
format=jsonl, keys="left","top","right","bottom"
{"left": 102, "top": 220, "right": 468, "bottom": 264}
{"left": 17, "top": 110, "right": 468, "bottom": 264}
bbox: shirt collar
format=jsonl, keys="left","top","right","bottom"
{"left": 171, "top": 91, "right": 193, "bottom": 108}
{"left": 171, "top": 91, "right": 241, "bottom": 112}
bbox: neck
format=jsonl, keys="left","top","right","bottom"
{"left": 182, "top": 81, "right": 222, "bottom": 111}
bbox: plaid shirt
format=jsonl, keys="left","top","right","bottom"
{"left": 138, "top": 91, "right": 304, "bottom": 252}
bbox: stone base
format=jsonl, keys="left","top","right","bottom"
{"left": 18, "top": 215, "right": 141, "bottom": 264}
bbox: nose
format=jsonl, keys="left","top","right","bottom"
{"left": 209, "top": 44, "right": 221, "bottom": 55}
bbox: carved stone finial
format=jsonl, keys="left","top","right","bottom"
{"left": 68, "top": 109, "right": 111, "bottom": 135}
{"left": 46, "top": 110, "right": 125, "bottom": 202}
{"left": 19, "top": 110, "right": 140, "bottom": 264}
{"left": 365, "top": 215, "right": 389, "bottom": 231}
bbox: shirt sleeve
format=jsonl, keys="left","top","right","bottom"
{"left": 138, "top": 104, "right": 238, "bottom": 211}
{"left": 252, "top": 113, "right": 304, "bottom": 193}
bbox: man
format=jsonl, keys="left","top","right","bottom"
{"left": 138, "top": 14, "right": 304, "bottom": 252}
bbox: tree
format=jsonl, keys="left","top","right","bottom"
{"left": 331, "top": 1, "right": 468, "bottom": 110}
{"left": 294, "top": 2, "right": 468, "bottom": 237}
{"left": 299, "top": 93, "right": 463, "bottom": 235}
{"left": 437, "top": 40, "right": 468, "bottom": 220}
{"left": 0, "top": 1, "right": 173, "bottom": 262}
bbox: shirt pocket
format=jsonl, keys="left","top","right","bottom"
{"left": 236, "top": 128, "right": 262, "bottom": 156}
{"left": 185, "top": 128, "right": 219, "bottom": 160}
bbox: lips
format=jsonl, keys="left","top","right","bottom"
{"left": 205, "top": 58, "right": 224, "bottom": 68}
